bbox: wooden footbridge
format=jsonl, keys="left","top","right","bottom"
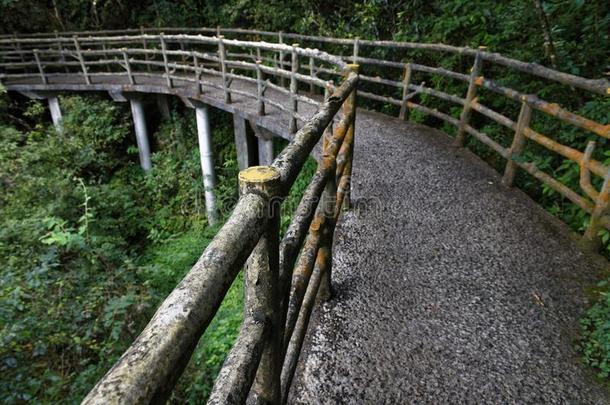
{"left": 1, "top": 27, "right": 609, "bottom": 404}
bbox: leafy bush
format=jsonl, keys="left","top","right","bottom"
{"left": 579, "top": 278, "right": 610, "bottom": 381}
{"left": 0, "top": 91, "right": 318, "bottom": 403}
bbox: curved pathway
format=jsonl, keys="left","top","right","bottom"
{"left": 4, "top": 74, "right": 609, "bottom": 403}
{"left": 289, "top": 110, "right": 610, "bottom": 403}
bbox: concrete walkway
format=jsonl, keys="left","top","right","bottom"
{"left": 289, "top": 110, "right": 610, "bottom": 404}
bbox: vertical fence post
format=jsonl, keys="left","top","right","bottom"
{"left": 455, "top": 46, "right": 484, "bottom": 147}
{"left": 278, "top": 31, "right": 286, "bottom": 88}
{"left": 239, "top": 166, "right": 282, "bottom": 404}
{"left": 398, "top": 63, "right": 412, "bottom": 121}
{"left": 322, "top": 81, "right": 334, "bottom": 152}
{"left": 13, "top": 35, "right": 25, "bottom": 63}
{"left": 33, "top": 50, "right": 47, "bottom": 85}
{"left": 179, "top": 37, "right": 187, "bottom": 64}
{"left": 122, "top": 49, "right": 134, "bottom": 85}
{"left": 353, "top": 37, "right": 360, "bottom": 64}
{"left": 288, "top": 44, "right": 299, "bottom": 134}
{"left": 159, "top": 33, "right": 173, "bottom": 88}
{"left": 583, "top": 171, "right": 610, "bottom": 250}
{"left": 218, "top": 36, "right": 231, "bottom": 104}
{"left": 73, "top": 36, "right": 91, "bottom": 85}
{"left": 100, "top": 37, "right": 109, "bottom": 61}
{"left": 256, "top": 60, "right": 265, "bottom": 116}
{"left": 308, "top": 56, "right": 316, "bottom": 94}
{"left": 502, "top": 99, "right": 532, "bottom": 187}
{"left": 140, "top": 26, "right": 151, "bottom": 73}
{"left": 54, "top": 30, "right": 68, "bottom": 73}
{"left": 340, "top": 64, "right": 358, "bottom": 211}
{"left": 317, "top": 156, "right": 337, "bottom": 302}
{"left": 193, "top": 52, "right": 202, "bottom": 95}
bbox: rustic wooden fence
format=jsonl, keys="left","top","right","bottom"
{"left": 1, "top": 27, "right": 608, "bottom": 249}
{"left": 0, "top": 27, "right": 609, "bottom": 404}
{"left": 0, "top": 31, "right": 359, "bottom": 404}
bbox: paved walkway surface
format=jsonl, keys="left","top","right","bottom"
{"left": 289, "top": 110, "right": 610, "bottom": 404}
{"left": 5, "top": 74, "right": 609, "bottom": 404}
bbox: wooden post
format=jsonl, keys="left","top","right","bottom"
{"left": 193, "top": 53, "right": 202, "bottom": 94}
{"left": 278, "top": 31, "right": 286, "bottom": 88}
{"left": 179, "top": 39, "right": 186, "bottom": 63}
{"left": 239, "top": 166, "right": 282, "bottom": 404}
{"left": 73, "top": 36, "right": 91, "bottom": 85}
{"left": 341, "top": 64, "right": 358, "bottom": 211}
{"left": 33, "top": 50, "right": 47, "bottom": 85}
{"left": 308, "top": 56, "right": 316, "bottom": 94}
{"left": 502, "top": 100, "right": 532, "bottom": 187}
{"left": 583, "top": 170, "right": 610, "bottom": 251}
{"left": 288, "top": 44, "right": 299, "bottom": 134}
{"left": 218, "top": 36, "right": 231, "bottom": 104}
{"left": 100, "top": 38, "right": 109, "bottom": 61}
{"left": 256, "top": 60, "right": 265, "bottom": 115}
{"left": 14, "top": 35, "right": 25, "bottom": 63}
{"left": 54, "top": 30, "right": 68, "bottom": 73}
{"left": 323, "top": 81, "right": 334, "bottom": 152}
{"left": 317, "top": 157, "right": 338, "bottom": 302}
{"left": 159, "top": 34, "right": 173, "bottom": 88}
{"left": 140, "top": 26, "right": 151, "bottom": 73}
{"left": 398, "top": 63, "right": 412, "bottom": 121}
{"left": 353, "top": 37, "right": 360, "bottom": 63}
{"left": 455, "top": 46, "right": 484, "bottom": 147}
{"left": 122, "top": 49, "right": 134, "bottom": 85}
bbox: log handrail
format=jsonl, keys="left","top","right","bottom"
{"left": 1, "top": 26, "right": 610, "bottom": 402}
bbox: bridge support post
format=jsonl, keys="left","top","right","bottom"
{"left": 156, "top": 94, "right": 171, "bottom": 120}
{"left": 233, "top": 114, "right": 257, "bottom": 170}
{"left": 258, "top": 137, "right": 274, "bottom": 166}
{"left": 455, "top": 46, "right": 484, "bottom": 147}
{"left": 249, "top": 121, "right": 275, "bottom": 166}
{"left": 48, "top": 96, "right": 62, "bottom": 129}
{"left": 239, "top": 166, "right": 282, "bottom": 404}
{"left": 129, "top": 97, "right": 152, "bottom": 171}
{"left": 195, "top": 105, "right": 219, "bottom": 225}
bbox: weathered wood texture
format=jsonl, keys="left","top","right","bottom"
{"left": 1, "top": 27, "right": 609, "bottom": 404}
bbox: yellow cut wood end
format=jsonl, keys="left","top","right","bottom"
{"left": 239, "top": 166, "right": 280, "bottom": 184}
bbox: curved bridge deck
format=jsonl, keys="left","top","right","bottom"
{"left": 289, "top": 111, "right": 609, "bottom": 403}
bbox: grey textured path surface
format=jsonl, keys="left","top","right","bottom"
{"left": 289, "top": 110, "right": 609, "bottom": 404}
{"left": 6, "top": 73, "right": 609, "bottom": 403}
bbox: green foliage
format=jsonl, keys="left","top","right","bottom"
{"left": 0, "top": 94, "right": 241, "bottom": 403}
{"left": 0, "top": 90, "right": 317, "bottom": 403}
{"left": 579, "top": 277, "right": 610, "bottom": 380}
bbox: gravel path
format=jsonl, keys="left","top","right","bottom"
{"left": 6, "top": 73, "right": 609, "bottom": 404}
{"left": 289, "top": 110, "right": 609, "bottom": 404}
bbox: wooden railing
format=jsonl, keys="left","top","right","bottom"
{"left": 1, "top": 27, "right": 610, "bottom": 403}
{"left": 0, "top": 31, "right": 359, "bottom": 403}
{"left": 1, "top": 27, "right": 608, "bottom": 249}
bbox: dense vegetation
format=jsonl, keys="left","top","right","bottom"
{"left": 0, "top": 0, "right": 609, "bottom": 400}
